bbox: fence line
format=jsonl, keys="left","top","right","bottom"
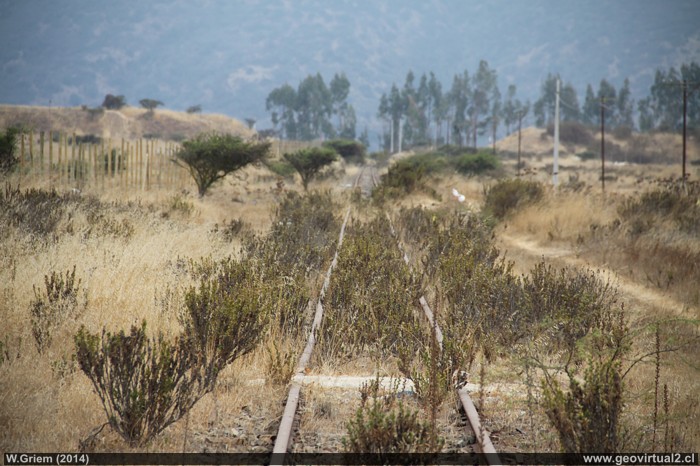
{"left": 14, "top": 131, "right": 324, "bottom": 192}
{"left": 14, "top": 130, "right": 190, "bottom": 192}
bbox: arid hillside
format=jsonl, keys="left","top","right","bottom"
{"left": 0, "top": 105, "right": 254, "bottom": 141}
{"left": 496, "top": 124, "right": 700, "bottom": 165}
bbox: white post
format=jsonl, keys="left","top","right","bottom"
{"left": 390, "top": 119, "right": 394, "bottom": 154}
{"left": 398, "top": 118, "right": 403, "bottom": 153}
{"left": 553, "top": 79, "right": 560, "bottom": 187}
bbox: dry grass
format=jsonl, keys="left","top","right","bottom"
{"left": 0, "top": 105, "right": 253, "bottom": 141}
{"left": 3, "top": 119, "right": 698, "bottom": 454}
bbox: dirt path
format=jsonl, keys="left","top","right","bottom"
{"left": 497, "top": 232, "right": 696, "bottom": 320}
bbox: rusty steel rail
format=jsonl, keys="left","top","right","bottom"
{"left": 386, "top": 212, "right": 500, "bottom": 464}
{"left": 272, "top": 170, "right": 366, "bottom": 459}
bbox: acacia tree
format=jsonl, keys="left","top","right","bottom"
{"left": 175, "top": 133, "right": 270, "bottom": 196}
{"left": 284, "top": 147, "right": 337, "bottom": 191}
{"left": 140, "top": 99, "right": 164, "bottom": 114}
{"left": 102, "top": 94, "right": 126, "bottom": 110}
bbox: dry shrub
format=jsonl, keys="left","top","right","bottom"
{"left": 521, "top": 261, "right": 618, "bottom": 354}
{"left": 320, "top": 216, "right": 421, "bottom": 361}
{"left": 618, "top": 179, "right": 700, "bottom": 236}
{"left": 74, "top": 322, "right": 213, "bottom": 447}
{"left": 75, "top": 256, "right": 273, "bottom": 447}
{"left": 541, "top": 306, "right": 629, "bottom": 453}
{"left": 29, "top": 266, "right": 83, "bottom": 353}
{"left": 343, "top": 378, "right": 442, "bottom": 455}
{"left": 483, "top": 179, "right": 544, "bottom": 220}
{"left": 244, "top": 190, "right": 339, "bottom": 276}
{"left": 546, "top": 121, "right": 594, "bottom": 146}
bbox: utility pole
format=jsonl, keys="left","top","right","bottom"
{"left": 601, "top": 98, "right": 606, "bottom": 193}
{"left": 553, "top": 79, "right": 560, "bottom": 187}
{"left": 517, "top": 109, "right": 526, "bottom": 177}
{"left": 390, "top": 118, "right": 394, "bottom": 154}
{"left": 683, "top": 79, "right": 687, "bottom": 181}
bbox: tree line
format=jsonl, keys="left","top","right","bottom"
{"left": 265, "top": 73, "right": 366, "bottom": 143}
{"left": 264, "top": 61, "right": 699, "bottom": 152}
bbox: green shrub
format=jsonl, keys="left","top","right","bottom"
{"left": 284, "top": 147, "right": 338, "bottom": 191}
{"left": 372, "top": 160, "right": 427, "bottom": 201}
{"left": 244, "top": 190, "right": 339, "bottom": 276}
{"left": 323, "top": 139, "right": 366, "bottom": 164}
{"left": 175, "top": 132, "right": 270, "bottom": 196}
{"left": 264, "top": 159, "right": 296, "bottom": 178}
{"left": 482, "top": 179, "right": 544, "bottom": 219}
{"left": 521, "top": 261, "right": 618, "bottom": 353}
{"left": 0, "top": 127, "right": 20, "bottom": 174}
{"left": 455, "top": 152, "right": 499, "bottom": 175}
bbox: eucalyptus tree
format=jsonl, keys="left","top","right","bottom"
{"left": 471, "top": 60, "right": 498, "bottom": 149}
{"left": 266, "top": 83, "right": 298, "bottom": 140}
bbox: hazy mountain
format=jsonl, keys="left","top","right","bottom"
{"left": 1, "top": 0, "right": 699, "bottom": 146}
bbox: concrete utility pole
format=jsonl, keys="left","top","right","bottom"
{"left": 390, "top": 119, "right": 394, "bottom": 154}
{"left": 553, "top": 79, "right": 560, "bottom": 187}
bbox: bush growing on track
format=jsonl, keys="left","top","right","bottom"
{"left": 244, "top": 190, "right": 340, "bottom": 276}
{"left": 343, "top": 378, "right": 443, "bottom": 455}
{"left": 319, "top": 216, "right": 422, "bottom": 361}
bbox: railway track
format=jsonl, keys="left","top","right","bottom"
{"left": 270, "top": 166, "right": 500, "bottom": 464}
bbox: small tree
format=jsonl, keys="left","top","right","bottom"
{"left": 284, "top": 147, "right": 338, "bottom": 191}
{"left": 186, "top": 105, "right": 202, "bottom": 114}
{"left": 174, "top": 133, "right": 270, "bottom": 196}
{"left": 0, "top": 127, "right": 20, "bottom": 175}
{"left": 140, "top": 99, "right": 164, "bottom": 113}
{"left": 323, "top": 139, "right": 366, "bottom": 164}
{"left": 101, "top": 94, "right": 126, "bottom": 110}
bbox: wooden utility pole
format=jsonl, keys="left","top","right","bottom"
{"left": 601, "top": 99, "right": 606, "bottom": 193}
{"left": 553, "top": 79, "right": 560, "bottom": 187}
{"left": 517, "top": 110, "right": 525, "bottom": 177}
{"left": 683, "top": 80, "right": 688, "bottom": 181}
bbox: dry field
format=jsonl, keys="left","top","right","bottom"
{"left": 1, "top": 122, "right": 698, "bottom": 456}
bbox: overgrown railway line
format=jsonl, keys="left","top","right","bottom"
{"left": 269, "top": 166, "right": 500, "bottom": 464}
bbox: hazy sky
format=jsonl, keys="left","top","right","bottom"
{"left": 1, "top": 0, "right": 699, "bottom": 136}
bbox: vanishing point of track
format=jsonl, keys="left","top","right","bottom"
{"left": 271, "top": 166, "right": 500, "bottom": 464}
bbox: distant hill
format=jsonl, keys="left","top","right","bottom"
{"left": 0, "top": 105, "right": 253, "bottom": 142}
{"left": 496, "top": 126, "right": 699, "bottom": 166}
{"left": 1, "top": 0, "right": 698, "bottom": 148}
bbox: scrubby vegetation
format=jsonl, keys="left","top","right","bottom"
{"left": 343, "top": 378, "right": 442, "bottom": 455}
{"left": 482, "top": 178, "right": 544, "bottom": 219}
